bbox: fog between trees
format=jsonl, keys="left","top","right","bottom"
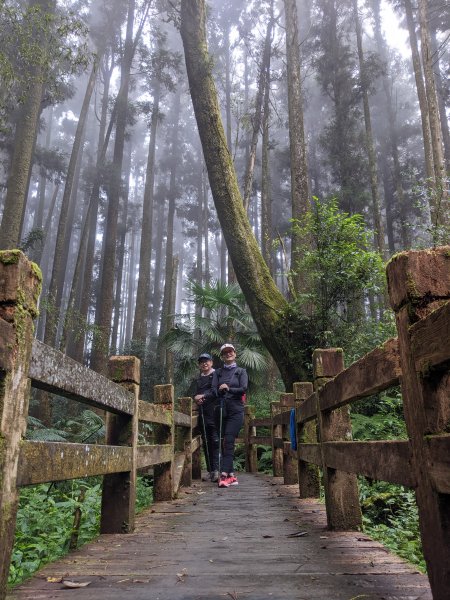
{"left": 0, "top": 0, "right": 448, "bottom": 398}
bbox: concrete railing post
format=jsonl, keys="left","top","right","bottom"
{"left": 293, "top": 382, "right": 319, "bottom": 498}
{"left": 153, "top": 384, "right": 175, "bottom": 501}
{"left": 101, "top": 355, "right": 140, "bottom": 533}
{"left": 0, "top": 251, "right": 41, "bottom": 599}
{"left": 314, "top": 348, "right": 362, "bottom": 530}
{"left": 387, "top": 246, "right": 450, "bottom": 598}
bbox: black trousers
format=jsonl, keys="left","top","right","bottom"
{"left": 215, "top": 399, "right": 244, "bottom": 474}
{"left": 199, "top": 407, "right": 219, "bottom": 472}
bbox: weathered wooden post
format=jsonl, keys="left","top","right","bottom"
{"left": 177, "top": 397, "right": 193, "bottom": 487}
{"left": 0, "top": 251, "right": 41, "bottom": 598}
{"left": 271, "top": 401, "right": 283, "bottom": 477}
{"left": 294, "top": 382, "right": 320, "bottom": 498}
{"left": 387, "top": 246, "right": 450, "bottom": 599}
{"left": 101, "top": 355, "right": 140, "bottom": 533}
{"left": 314, "top": 349, "right": 362, "bottom": 530}
{"left": 280, "top": 393, "right": 297, "bottom": 485}
{"left": 244, "top": 405, "right": 257, "bottom": 473}
{"left": 153, "top": 384, "right": 175, "bottom": 501}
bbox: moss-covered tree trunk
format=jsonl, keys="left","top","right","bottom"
{"left": 0, "top": 0, "right": 55, "bottom": 250}
{"left": 180, "top": 0, "right": 305, "bottom": 389}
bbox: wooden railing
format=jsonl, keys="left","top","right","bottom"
{"left": 243, "top": 246, "right": 450, "bottom": 600}
{"left": 0, "top": 251, "right": 202, "bottom": 599}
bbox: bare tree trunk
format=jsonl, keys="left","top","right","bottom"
{"left": 242, "top": 8, "right": 275, "bottom": 213}
{"left": 157, "top": 90, "right": 181, "bottom": 366}
{"left": 283, "top": 0, "right": 310, "bottom": 294}
{"left": 372, "top": 0, "right": 410, "bottom": 247}
{"left": 429, "top": 16, "right": 450, "bottom": 168}
{"left": 403, "top": 0, "right": 435, "bottom": 184}
{"left": 417, "top": 0, "right": 448, "bottom": 229}
{"left": 164, "top": 256, "right": 179, "bottom": 383}
{"left": 353, "top": 0, "right": 386, "bottom": 257}
{"left": 132, "top": 79, "right": 161, "bottom": 343}
{"left": 261, "top": 12, "right": 273, "bottom": 275}
{"left": 111, "top": 144, "right": 132, "bottom": 353}
{"left": 43, "top": 61, "right": 98, "bottom": 348}
{"left": 91, "top": 0, "right": 136, "bottom": 374}
{"left": 67, "top": 53, "right": 116, "bottom": 362}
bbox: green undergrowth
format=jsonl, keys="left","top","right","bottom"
{"left": 359, "top": 478, "right": 425, "bottom": 572}
{"left": 8, "top": 476, "right": 153, "bottom": 587}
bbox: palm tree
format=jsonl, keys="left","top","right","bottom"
{"left": 165, "top": 280, "right": 269, "bottom": 390}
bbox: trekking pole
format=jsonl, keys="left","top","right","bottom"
{"left": 217, "top": 395, "right": 224, "bottom": 479}
{"left": 199, "top": 403, "right": 211, "bottom": 473}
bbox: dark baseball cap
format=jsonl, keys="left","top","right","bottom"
{"left": 198, "top": 353, "right": 212, "bottom": 361}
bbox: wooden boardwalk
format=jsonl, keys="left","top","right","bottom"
{"left": 9, "top": 473, "right": 432, "bottom": 600}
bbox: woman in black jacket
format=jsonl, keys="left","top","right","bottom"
{"left": 212, "top": 343, "right": 248, "bottom": 488}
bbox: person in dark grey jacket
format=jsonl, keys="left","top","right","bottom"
{"left": 192, "top": 353, "right": 219, "bottom": 482}
{"left": 212, "top": 343, "right": 248, "bottom": 488}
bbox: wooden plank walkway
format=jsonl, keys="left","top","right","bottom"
{"left": 9, "top": 473, "right": 432, "bottom": 600}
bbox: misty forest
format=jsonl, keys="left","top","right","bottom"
{"left": 0, "top": 0, "right": 449, "bottom": 585}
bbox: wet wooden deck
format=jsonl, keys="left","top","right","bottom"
{"left": 9, "top": 473, "right": 432, "bottom": 600}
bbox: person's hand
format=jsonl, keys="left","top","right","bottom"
{"left": 194, "top": 394, "right": 204, "bottom": 404}
{"left": 219, "top": 383, "right": 229, "bottom": 392}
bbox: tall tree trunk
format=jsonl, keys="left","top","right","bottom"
{"left": 149, "top": 198, "right": 165, "bottom": 344}
{"left": 242, "top": 9, "right": 275, "bottom": 213}
{"left": 353, "top": 0, "right": 386, "bottom": 257}
{"left": 372, "top": 0, "right": 409, "bottom": 247}
{"left": 429, "top": 16, "right": 450, "bottom": 168}
{"left": 111, "top": 144, "right": 132, "bottom": 353}
{"left": 403, "top": 0, "right": 435, "bottom": 185}
{"left": 43, "top": 61, "right": 98, "bottom": 348}
{"left": 0, "top": 0, "right": 55, "bottom": 249}
{"left": 132, "top": 78, "right": 161, "bottom": 343}
{"left": 90, "top": 0, "right": 136, "bottom": 374}
{"left": 158, "top": 91, "right": 181, "bottom": 366}
{"left": 66, "top": 53, "right": 116, "bottom": 361}
{"left": 164, "top": 256, "right": 179, "bottom": 383}
{"left": 181, "top": 0, "right": 308, "bottom": 389}
{"left": 283, "top": 0, "right": 310, "bottom": 294}
{"left": 417, "top": 0, "right": 448, "bottom": 229}
{"left": 261, "top": 26, "right": 273, "bottom": 275}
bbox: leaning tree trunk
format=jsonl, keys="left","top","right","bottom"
{"left": 283, "top": 0, "right": 310, "bottom": 295}
{"left": 181, "top": 0, "right": 308, "bottom": 389}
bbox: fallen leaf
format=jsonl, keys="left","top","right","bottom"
{"left": 176, "top": 568, "right": 188, "bottom": 583}
{"left": 209, "top": 559, "right": 214, "bottom": 563}
{"left": 286, "top": 531, "right": 308, "bottom": 538}
{"left": 46, "top": 576, "right": 62, "bottom": 583}
{"left": 62, "top": 580, "right": 91, "bottom": 589}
